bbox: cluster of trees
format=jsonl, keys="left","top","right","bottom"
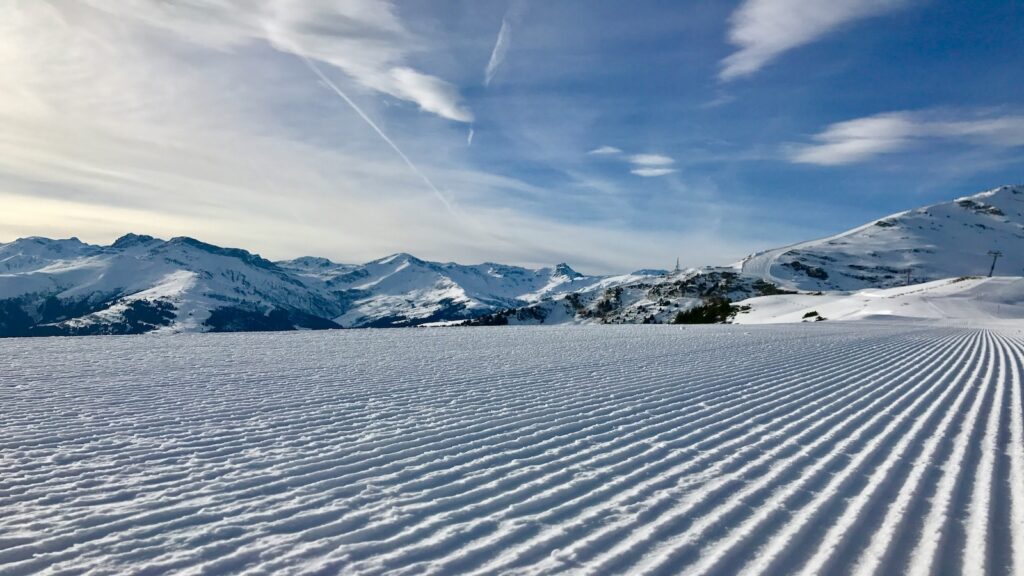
{"left": 672, "top": 297, "right": 736, "bottom": 324}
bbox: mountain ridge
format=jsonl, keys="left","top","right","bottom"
{"left": 740, "top": 184, "right": 1024, "bottom": 290}
{"left": 0, "top": 233, "right": 610, "bottom": 336}
{"left": 2, "top": 184, "right": 1022, "bottom": 336}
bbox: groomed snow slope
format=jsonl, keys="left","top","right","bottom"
{"left": 2, "top": 324, "right": 1023, "bottom": 575}
{"left": 734, "top": 276, "right": 1024, "bottom": 325}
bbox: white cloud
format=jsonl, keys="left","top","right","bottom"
{"left": 588, "top": 149, "right": 676, "bottom": 177}
{"left": 720, "top": 0, "right": 911, "bottom": 81}
{"left": 791, "top": 110, "right": 1024, "bottom": 165}
{"left": 389, "top": 67, "right": 473, "bottom": 122}
{"left": 587, "top": 145, "right": 622, "bottom": 155}
{"left": 631, "top": 168, "right": 678, "bottom": 178}
{"left": 628, "top": 154, "right": 675, "bottom": 166}
{"left": 78, "top": 0, "right": 473, "bottom": 122}
{"left": 0, "top": 1, "right": 751, "bottom": 273}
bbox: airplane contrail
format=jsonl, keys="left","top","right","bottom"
{"left": 296, "top": 53, "right": 457, "bottom": 215}
{"left": 291, "top": 51, "right": 522, "bottom": 253}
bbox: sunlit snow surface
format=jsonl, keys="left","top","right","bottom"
{"left": 2, "top": 324, "right": 1023, "bottom": 575}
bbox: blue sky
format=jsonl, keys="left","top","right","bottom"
{"left": 1, "top": 1, "right": 1021, "bottom": 272}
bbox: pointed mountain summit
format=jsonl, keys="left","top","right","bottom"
{"left": 552, "top": 263, "right": 583, "bottom": 279}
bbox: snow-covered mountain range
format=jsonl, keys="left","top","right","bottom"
{"left": 1, "top": 185, "right": 1022, "bottom": 336}
{"left": 0, "top": 234, "right": 608, "bottom": 336}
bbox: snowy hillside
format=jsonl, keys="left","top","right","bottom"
{"left": 0, "top": 235, "right": 607, "bottom": 336}
{"left": 734, "top": 276, "right": 1024, "bottom": 324}
{"left": 462, "top": 268, "right": 791, "bottom": 326}
{"left": 467, "top": 184, "right": 1024, "bottom": 327}
{"left": 740, "top": 185, "right": 1024, "bottom": 291}
{"left": 0, "top": 234, "right": 342, "bottom": 337}
{"left": 3, "top": 324, "right": 1022, "bottom": 574}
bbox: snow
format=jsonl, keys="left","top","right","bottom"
{"left": 734, "top": 276, "right": 1024, "bottom": 324}
{"left": 323, "top": 255, "right": 606, "bottom": 325}
{"left": 740, "top": 185, "right": 1024, "bottom": 291}
{"left": 2, "top": 323, "right": 1022, "bottom": 574}
{"left": 4, "top": 185, "right": 1024, "bottom": 334}
{"left": 0, "top": 236, "right": 617, "bottom": 333}
{"left": 0, "top": 235, "right": 341, "bottom": 334}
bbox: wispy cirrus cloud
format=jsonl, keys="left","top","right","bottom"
{"left": 10, "top": 1, "right": 1018, "bottom": 274}
{"left": 80, "top": 0, "right": 473, "bottom": 122}
{"left": 484, "top": 0, "right": 528, "bottom": 86}
{"left": 5, "top": 1, "right": 749, "bottom": 273}
{"left": 720, "top": 0, "right": 912, "bottom": 81}
{"left": 791, "top": 110, "right": 1024, "bottom": 165}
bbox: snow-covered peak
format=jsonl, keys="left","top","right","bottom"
{"left": 162, "top": 236, "right": 283, "bottom": 271}
{"left": 551, "top": 263, "right": 583, "bottom": 279}
{"left": 110, "top": 233, "right": 160, "bottom": 249}
{"left": 741, "top": 184, "right": 1024, "bottom": 291}
{"left": 280, "top": 256, "right": 344, "bottom": 269}
{"left": 371, "top": 252, "right": 425, "bottom": 266}
{"left": 953, "top": 183, "right": 1024, "bottom": 204}
{"left": 1, "top": 236, "right": 88, "bottom": 253}
{"left": 276, "top": 256, "right": 356, "bottom": 281}
{"left": 0, "top": 236, "right": 98, "bottom": 274}
{"left": 0, "top": 237, "right": 608, "bottom": 334}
